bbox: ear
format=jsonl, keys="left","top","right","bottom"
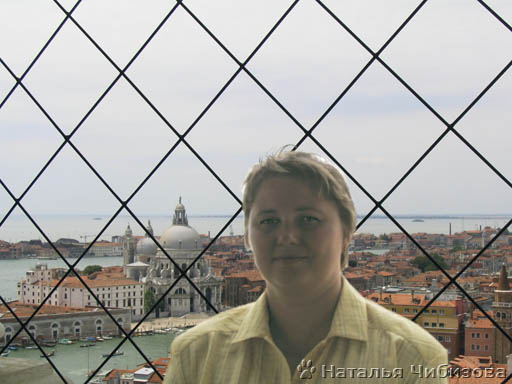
{"left": 244, "top": 229, "right": 251, "bottom": 252}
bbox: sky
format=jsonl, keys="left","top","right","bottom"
{"left": 1, "top": 0, "right": 511, "bottom": 240}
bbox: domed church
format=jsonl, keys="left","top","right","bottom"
{"left": 123, "top": 198, "right": 222, "bottom": 317}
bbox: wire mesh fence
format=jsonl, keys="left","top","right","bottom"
{"left": 1, "top": 0, "right": 511, "bottom": 382}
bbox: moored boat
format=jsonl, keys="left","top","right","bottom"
{"left": 40, "top": 350, "right": 55, "bottom": 358}
{"left": 80, "top": 343, "right": 96, "bottom": 348}
{"left": 40, "top": 341, "right": 57, "bottom": 347}
{"left": 102, "top": 349, "right": 123, "bottom": 358}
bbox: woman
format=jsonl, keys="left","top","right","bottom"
{"left": 164, "top": 150, "right": 447, "bottom": 383}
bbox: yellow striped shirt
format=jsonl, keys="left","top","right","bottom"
{"left": 164, "top": 278, "right": 448, "bottom": 383}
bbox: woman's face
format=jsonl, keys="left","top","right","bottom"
{"left": 247, "top": 176, "right": 346, "bottom": 293}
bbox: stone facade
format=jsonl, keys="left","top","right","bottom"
{"left": 124, "top": 198, "right": 223, "bottom": 317}
{"left": 0, "top": 302, "right": 131, "bottom": 345}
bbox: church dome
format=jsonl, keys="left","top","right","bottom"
{"left": 136, "top": 220, "right": 157, "bottom": 255}
{"left": 160, "top": 198, "right": 201, "bottom": 250}
{"left": 160, "top": 225, "right": 200, "bottom": 249}
{"left": 136, "top": 237, "right": 157, "bottom": 255}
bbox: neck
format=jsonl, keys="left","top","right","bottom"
{"left": 266, "top": 276, "right": 343, "bottom": 358}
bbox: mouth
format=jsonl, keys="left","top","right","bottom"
{"left": 272, "top": 256, "right": 308, "bottom": 262}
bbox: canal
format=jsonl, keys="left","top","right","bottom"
{"left": 6, "top": 332, "right": 176, "bottom": 383}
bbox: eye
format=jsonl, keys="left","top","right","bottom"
{"left": 301, "top": 215, "right": 320, "bottom": 224}
{"left": 260, "top": 218, "right": 280, "bottom": 225}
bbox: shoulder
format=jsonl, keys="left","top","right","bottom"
{"left": 363, "top": 297, "right": 447, "bottom": 363}
{"left": 171, "top": 303, "right": 253, "bottom": 353}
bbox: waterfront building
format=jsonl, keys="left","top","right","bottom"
{"left": 124, "top": 198, "right": 223, "bottom": 317}
{"left": 17, "top": 264, "right": 145, "bottom": 319}
{"left": 0, "top": 301, "right": 130, "bottom": 345}
{"left": 85, "top": 240, "right": 123, "bottom": 258}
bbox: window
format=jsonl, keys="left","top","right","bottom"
{"left": 437, "top": 336, "right": 443, "bottom": 342}
{"left": 424, "top": 322, "right": 430, "bottom": 327}
{"left": 485, "top": 333, "right": 489, "bottom": 339}
{"left": 432, "top": 323, "right": 437, "bottom": 327}
{"left": 404, "top": 308, "right": 410, "bottom": 313}
{"left": 432, "top": 309, "right": 437, "bottom": 314}
{"left": 391, "top": 308, "right": 396, "bottom": 312}
{"left": 445, "top": 336, "right": 451, "bottom": 342}
{"left": 485, "top": 345, "right": 489, "bottom": 351}
{"left": 439, "top": 323, "right": 444, "bottom": 328}
{"left": 413, "top": 309, "right": 418, "bottom": 314}
{"left": 439, "top": 310, "right": 444, "bottom": 315}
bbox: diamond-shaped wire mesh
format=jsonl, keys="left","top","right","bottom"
{"left": 1, "top": 0, "right": 511, "bottom": 382}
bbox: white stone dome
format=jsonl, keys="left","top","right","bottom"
{"left": 136, "top": 237, "right": 157, "bottom": 255}
{"left": 160, "top": 225, "right": 200, "bottom": 249}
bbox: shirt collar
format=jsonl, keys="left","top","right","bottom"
{"left": 231, "top": 276, "right": 368, "bottom": 344}
{"left": 231, "top": 290, "right": 273, "bottom": 344}
{"left": 326, "top": 276, "right": 368, "bottom": 342}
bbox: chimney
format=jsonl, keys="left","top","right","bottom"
{"left": 449, "top": 222, "right": 452, "bottom": 236}
{"left": 379, "top": 287, "right": 383, "bottom": 301}
{"left": 411, "top": 289, "right": 415, "bottom": 301}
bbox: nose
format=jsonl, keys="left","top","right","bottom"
{"left": 276, "top": 220, "right": 300, "bottom": 245}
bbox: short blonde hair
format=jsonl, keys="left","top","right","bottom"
{"left": 242, "top": 150, "right": 356, "bottom": 269}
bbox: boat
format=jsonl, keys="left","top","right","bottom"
{"left": 25, "top": 345, "right": 38, "bottom": 350}
{"left": 80, "top": 343, "right": 96, "bottom": 348}
{"left": 93, "top": 217, "right": 102, "bottom": 220}
{"left": 41, "top": 350, "right": 55, "bottom": 358}
{"left": 96, "top": 337, "right": 104, "bottom": 342}
{"left": 40, "top": 341, "right": 57, "bottom": 347}
{"left": 1, "top": 350, "right": 10, "bottom": 357}
{"left": 7, "top": 346, "right": 17, "bottom": 351}
{"left": 102, "top": 350, "right": 124, "bottom": 358}
{"left": 58, "top": 338, "right": 73, "bottom": 345}
{"left": 102, "top": 336, "right": 113, "bottom": 340}
{"left": 412, "top": 219, "right": 424, "bottom": 222}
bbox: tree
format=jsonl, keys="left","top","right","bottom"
{"left": 411, "top": 254, "right": 448, "bottom": 273}
{"left": 82, "top": 265, "right": 102, "bottom": 275}
{"left": 144, "top": 289, "right": 157, "bottom": 315}
{"left": 379, "top": 234, "right": 391, "bottom": 241}
{"left": 348, "top": 260, "right": 357, "bottom": 268}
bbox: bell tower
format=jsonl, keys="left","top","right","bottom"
{"left": 492, "top": 264, "right": 512, "bottom": 362}
{"left": 123, "top": 224, "right": 136, "bottom": 265}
